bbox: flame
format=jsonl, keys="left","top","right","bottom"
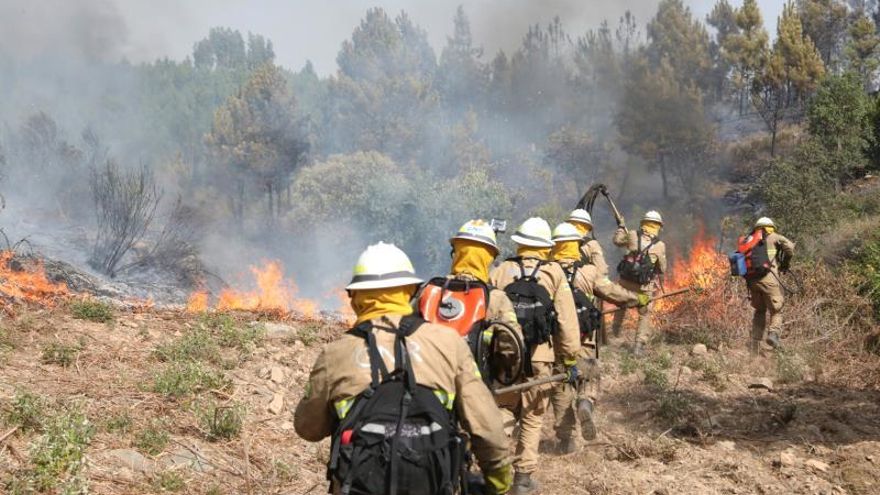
{"left": 0, "top": 251, "right": 68, "bottom": 306}
{"left": 188, "top": 260, "right": 321, "bottom": 318}
{"left": 654, "top": 226, "right": 727, "bottom": 314}
{"left": 187, "top": 289, "right": 209, "bottom": 312}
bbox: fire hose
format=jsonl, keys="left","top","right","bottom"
{"left": 576, "top": 183, "right": 627, "bottom": 235}
{"left": 600, "top": 286, "right": 696, "bottom": 314}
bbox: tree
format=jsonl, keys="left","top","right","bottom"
{"left": 206, "top": 64, "right": 309, "bottom": 223}
{"left": 722, "top": 0, "right": 769, "bottom": 114}
{"left": 616, "top": 57, "right": 715, "bottom": 199}
{"left": 437, "top": 6, "right": 486, "bottom": 113}
{"left": 193, "top": 27, "right": 247, "bottom": 71}
{"left": 797, "top": 0, "right": 850, "bottom": 70}
{"left": 806, "top": 72, "right": 872, "bottom": 177}
{"left": 776, "top": 2, "right": 826, "bottom": 100}
{"left": 645, "top": 0, "right": 712, "bottom": 89}
{"left": 706, "top": 0, "right": 740, "bottom": 101}
{"left": 751, "top": 49, "right": 788, "bottom": 156}
{"left": 325, "top": 8, "right": 439, "bottom": 161}
{"left": 846, "top": 13, "right": 880, "bottom": 90}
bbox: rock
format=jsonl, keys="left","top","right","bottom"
{"left": 280, "top": 421, "right": 294, "bottom": 430}
{"left": 717, "top": 440, "right": 736, "bottom": 451}
{"left": 161, "top": 447, "right": 213, "bottom": 472}
{"left": 866, "top": 455, "right": 876, "bottom": 463}
{"left": 264, "top": 322, "right": 297, "bottom": 340}
{"left": 258, "top": 367, "right": 270, "bottom": 379}
{"left": 268, "top": 392, "right": 285, "bottom": 415}
{"left": 804, "top": 459, "right": 830, "bottom": 473}
{"left": 749, "top": 378, "right": 774, "bottom": 392}
{"left": 691, "top": 343, "right": 708, "bottom": 356}
{"left": 270, "top": 366, "right": 285, "bottom": 384}
{"left": 680, "top": 366, "right": 693, "bottom": 376}
{"left": 104, "top": 448, "right": 154, "bottom": 473}
{"left": 776, "top": 450, "right": 798, "bottom": 468}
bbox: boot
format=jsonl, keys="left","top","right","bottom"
{"left": 765, "top": 332, "right": 781, "bottom": 349}
{"left": 557, "top": 436, "right": 577, "bottom": 454}
{"left": 511, "top": 472, "right": 539, "bottom": 495}
{"left": 577, "top": 398, "right": 597, "bottom": 441}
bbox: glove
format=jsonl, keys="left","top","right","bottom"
{"left": 485, "top": 464, "right": 514, "bottom": 495}
{"left": 779, "top": 257, "right": 791, "bottom": 274}
{"left": 637, "top": 293, "right": 651, "bottom": 307}
{"left": 566, "top": 363, "right": 580, "bottom": 386}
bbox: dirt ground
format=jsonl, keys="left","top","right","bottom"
{"left": 2, "top": 305, "right": 880, "bottom": 494}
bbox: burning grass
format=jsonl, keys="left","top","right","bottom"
{"left": 0, "top": 251, "right": 68, "bottom": 307}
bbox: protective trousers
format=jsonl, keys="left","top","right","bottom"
{"left": 550, "top": 364, "right": 577, "bottom": 443}
{"left": 749, "top": 274, "right": 784, "bottom": 342}
{"left": 611, "top": 280, "right": 654, "bottom": 345}
{"left": 498, "top": 361, "right": 553, "bottom": 474}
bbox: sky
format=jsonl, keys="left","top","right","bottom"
{"left": 0, "top": 0, "right": 787, "bottom": 74}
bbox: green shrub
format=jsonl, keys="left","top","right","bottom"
{"left": 152, "top": 362, "right": 229, "bottom": 397}
{"left": 656, "top": 392, "right": 690, "bottom": 424}
{"left": 5, "top": 389, "right": 46, "bottom": 432}
{"left": 775, "top": 348, "right": 806, "bottom": 384}
{"left": 6, "top": 407, "right": 94, "bottom": 493}
{"left": 104, "top": 412, "right": 133, "bottom": 435}
{"left": 135, "top": 421, "right": 170, "bottom": 456}
{"left": 40, "top": 341, "right": 80, "bottom": 367}
{"left": 196, "top": 401, "right": 245, "bottom": 441}
{"left": 154, "top": 327, "right": 217, "bottom": 363}
{"left": 69, "top": 299, "right": 114, "bottom": 323}
{"left": 206, "top": 314, "right": 265, "bottom": 350}
{"left": 152, "top": 470, "right": 185, "bottom": 492}
{"left": 619, "top": 352, "right": 639, "bottom": 376}
{"left": 853, "top": 236, "right": 880, "bottom": 314}
{"left": 643, "top": 362, "right": 669, "bottom": 390}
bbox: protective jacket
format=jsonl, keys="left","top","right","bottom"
{"left": 489, "top": 258, "right": 580, "bottom": 364}
{"left": 294, "top": 314, "right": 510, "bottom": 476}
{"left": 580, "top": 239, "right": 609, "bottom": 277}
{"left": 613, "top": 227, "right": 667, "bottom": 292}
{"left": 557, "top": 259, "right": 639, "bottom": 307}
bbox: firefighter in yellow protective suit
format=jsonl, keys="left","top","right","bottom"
{"left": 445, "top": 220, "right": 524, "bottom": 388}
{"left": 294, "top": 242, "right": 513, "bottom": 494}
{"left": 567, "top": 209, "right": 609, "bottom": 276}
{"left": 548, "top": 222, "right": 647, "bottom": 452}
{"left": 490, "top": 218, "right": 580, "bottom": 495}
{"left": 611, "top": 210, "right": 667, "bottom": 356}
{"left": 748, "top": 217, "right": 795, "bottom": 352}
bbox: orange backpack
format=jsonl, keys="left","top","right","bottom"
{"left": 417, "top": 277, "right": 489, "bottom": 337}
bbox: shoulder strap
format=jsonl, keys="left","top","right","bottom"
{"left": 348, "top": 321, "right": 389, "bottom": 388}
{"left": 528, "top": 260, "right": 544, "bottom": 280}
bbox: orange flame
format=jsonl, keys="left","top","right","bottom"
{"left": 188, "top": 260, "right": 323, "bottom": 318}
{"left": 654, "top": 226, "right": 727, "bottom": 314}
{"left": 0, "top": 251, "right": 68, "bottom": 306}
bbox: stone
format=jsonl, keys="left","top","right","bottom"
{"left": 104, "top": 448, "right": 153, "bottom": 473}
{"left": 161, "top": 447, "right": 213, "bottom": 472}
{"left": 717, "top": 440, "right": 736, "bottom": 451}
{"left": 776, "top": 450, "right": 798, "bottom": 468}
{"left": 280, "top": 421, "right": 294, "bottom": 430}
{"left": 264, "top": 322, "right": 298, "bottom": 340}
{"left": 804, "top": 459, "right": 830, "bottom": 473}
{"left": 268, "top": 392, "right": 285, "bottom": 415}
{"left": 258, "top": 367, "right": 270, "bottom": 379}
{"left": 270, "top": 366, "right": 285, "bottom": 384}
{"left": 748, "top": 378, "right": 774, "bottom": 392}
{"left": 691, "top": 344, "right": 708, "bottom": 356}
{"left": 680, "top": 366, "right": 693, "bottom": 376}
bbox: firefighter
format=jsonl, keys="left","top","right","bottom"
{"left": 294, "top": 242, "right": 513, "bottom": 494}
{"left": 567, "top": 209, "right": 609, "bottom": 276}
{"left": 748, "top": 217, "right": 795, "bottom": 351}
{"left": 611, "top": 210, "right": 667, "bottom": 356}
{"left": 490, "top": 218, "right": 580, "bottom": 495}
{"left": 549, "top": 222, "right": 648, "bottom": 452}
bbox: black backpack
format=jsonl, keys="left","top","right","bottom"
{"left": 617, "top": 230, "right": 659, "bottom": 285}
{"left": 502, "top": 258, "right": 557, "bottom": 376}
{"left": 561, "top": 261, "right": 602, "bottom": 345}
{"left": 327, "top": 316, "right": 465, "bottom": 495}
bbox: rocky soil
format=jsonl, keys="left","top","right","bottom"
{"left": 1, "top": 305, "right": 879, "bottom": 494}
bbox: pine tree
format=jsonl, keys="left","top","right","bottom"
{"left": 723, "top": 0, "right": 769, "bottom": 114}
{"left": 846, "top": 13, "right": 880, "bottom": 90}
{"left": 796, "top": 0, "right": 849, "bottom": 70}
{"left": 645, "top": 0, "right": 712, "bottom": 89}
{"left": 706, "top": 0, "right": 740, "bottom": 101}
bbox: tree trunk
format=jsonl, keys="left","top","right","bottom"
{"left": 659, "top": 156, "right": 669, "bottom": 200}
{"left": 770, "top": 127, "right": 777, "bottom": 157}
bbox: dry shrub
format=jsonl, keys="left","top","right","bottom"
{"left": 658, "top": 264, "right": 879, "bottom": 388}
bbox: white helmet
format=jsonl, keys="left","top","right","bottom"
{"left": 755, "top": 217, "right": 775, "bottom": 229}
{"left": 511, "top": 217, "right": 554, "bottom": 248}
{"left": 552, "top": 222, "right": 582, "bottom": 242}
{"left": 450, "top": 219, "right": 499, "bottom": 254}
{"left": 567, "top": 209, "right": 592, "bottom": 227}
{"left": 642, "top": 210, "right": 663, "bottom": 225}
{"left": 345, "top": 242, "right": 423, "bottom": 291}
